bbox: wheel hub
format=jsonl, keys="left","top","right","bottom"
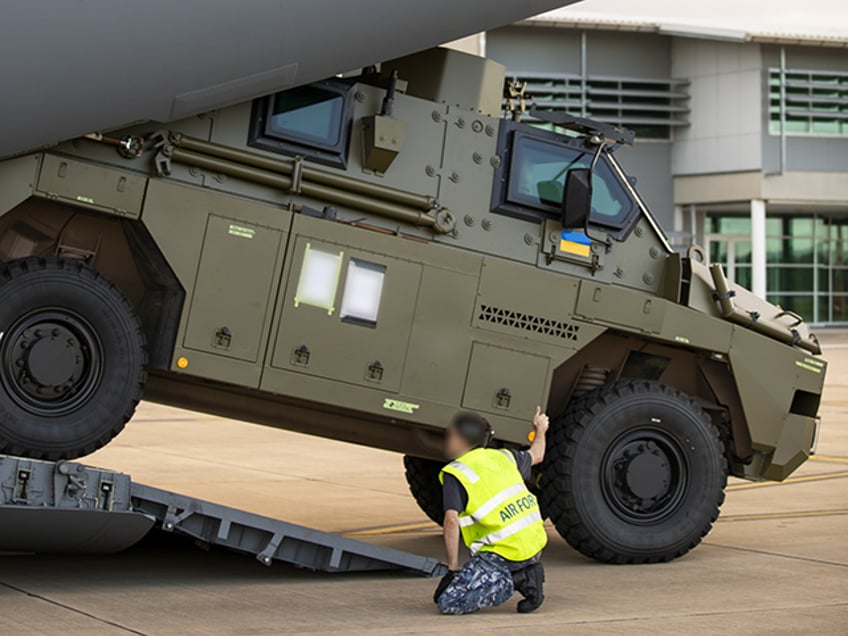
{"left": 602, "top": 428, "right": 688, "bottom": 524}
{"left": 1, "top": 310, "right": 102, "bottom": 416}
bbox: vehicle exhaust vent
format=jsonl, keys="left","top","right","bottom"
{"left": 478, "top": 304, "right": 580, "bottom": 341}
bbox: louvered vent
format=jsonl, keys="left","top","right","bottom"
{"left": 479, "top": 304, "right": 580, "bottom": 341}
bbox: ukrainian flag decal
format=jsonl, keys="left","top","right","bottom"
{"left": 560, "top": 230, "right": 591, "bottom": 257}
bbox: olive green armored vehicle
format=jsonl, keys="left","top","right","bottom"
{"left": 0, "top": 43, "right": 825, "bottom": 563}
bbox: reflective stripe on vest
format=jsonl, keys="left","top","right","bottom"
{"left": 469, "top": 510, "right": 544, "bottom": 554}
{"left": 458, "top": 482, "right": 527, "bottom": 528}
{"left": 439, "top": 447, "right": 547, "bottom": 562}
{"left": 447, "top": 460, "right": 480, "bottom": 484}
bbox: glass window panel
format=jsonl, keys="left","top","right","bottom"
{"left": 767, "top": 294, "right": 814, "bottom": 321}
{"left": 817, "top": 267, "right": 831, "bottom": 293}
{"left": 340, "top": 259, "right": 386, "bottom": 327}
{"left": 788, "top": 218, "right": 814, "bottom": 237}
{"left": 817, "top": 294, "right": 830, "bottom": 324}
{"left": 767, "top": 266, "right": 814, "bottom": 292}
{"left": 507, "top": 136, "right": 634, "bottom": 227}
{"left": 709, "top": 240, "right": 727, "bottom": 264}
{"left": 734, "top": 241, "right": 752, "bottom": 264}
{"left": 832, "top": 268, "right": 848, "bottom": 294}
{"left": 832, "top": 295, "right": 848, "bottom": 322}
{"left": 269, "top": 86, "right": 343, "bottom": 147}
{"left": 734, "top": 266, "right": 752, "bottom": 289}
{"left": 294, "top": 245, "right": 343, "bottom": 313}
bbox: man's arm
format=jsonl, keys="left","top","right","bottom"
{"left": 443, "top": 509, "right": 461, "bottom": 571}
{"left": 528, "top": 406, "right": 550, "bottom": 466}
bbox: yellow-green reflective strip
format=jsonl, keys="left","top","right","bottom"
{"left": 469, "top": 510, "right": 542, "bottom": 554}
{"left": 382, "top": 398, "right": 420, "bottom": 415}
{"left": 447, "top": 460, "right": 480, "bottom": 484}
{"left": 804, "top": 357, "right": 825, "bottom": 368}
{"left": 228, "top": 223, "right": 255, "bottom": 239}
{"left": 461, "top": 483, "right": 527, "bottom": 528}
{"left": 795, "top": 360, "right": 822, "bottom": 373}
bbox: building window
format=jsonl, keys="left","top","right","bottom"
{"left": 507, "top": 72, "right": 690, "bottom": 141}
{"left": 769, "top": 69, "right": 848, "bottom": 136}
{"left": 707, "top": 214, "right": 848, "bottom": 324}
{"left": 249, "top": 80, "right": 354, "bottom": 167}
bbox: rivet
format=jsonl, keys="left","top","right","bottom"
{"left": 524, "top": 233, "right": 536, "bottom": 246}
{"left": 449, "top": 171, "right": 461, "bottom": 183}
{"left": 456, "top": 118, "right": 466, "bottom": 128}
{"left": 482, "top": 219, "right": 493, "bottom": 231}
{"left": 432, "top": 110, "right": 443, "bottom": 122}
{"left": 472, "top": 152, "right": 483, "bottom": 164}
{"left": 614, "top": 266, "right": 625, "bottom": 278}
{"left": 634, "top": 225, "right": 645, "bottom": 237}
{"left": 471, "top": 120, "right": 484, "bottom": 133}
{"left": 485, "top": 124, "right": 496, "bottom": 136}
{"left": 355, "top": 91, "right": 367, "bottom": 103}
{"left": 649, "top": 246, "right": 659, "bottom": 259}
{"left": 490, "top": 156, "right": 502, "bottom": 168}
{"left": 464, "top": 215, "right": 476, "bottom": 227}
{"left": 425, "top": 165, "right": 436, "bottom": 177}
{"left": 189, "top": 167, "right": 200, "bottom": 177}
{"left": 643, "top": 272, "right": 656, "bottom": 285}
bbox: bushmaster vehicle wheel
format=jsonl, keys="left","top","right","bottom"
{"left": 403, "top": 455, "right": 445, "bottom": 525}
{"left": 542, "top": 380, "right": 727, "bottom": 563}
{"left": 0, "top": 257, "right": 146, "bottom": 459}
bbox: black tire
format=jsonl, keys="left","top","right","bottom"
{"left": 403, "top": 455, "right": 445, "bottom": 525}
{"left": 0, "top": 257, "right": 147, "bottom": 459}
{"left": 541, "top": 379, "right": 727, "bottom": 564}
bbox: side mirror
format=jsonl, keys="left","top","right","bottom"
{"left": 561, "top": 168, "right": 592, "bottom": 230}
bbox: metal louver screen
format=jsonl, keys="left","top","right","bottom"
{"left": 769, "top": 68, "right": 848, "bottom": 136}
{"left": 507, "top": 72, "right": 690, "bottom": 140}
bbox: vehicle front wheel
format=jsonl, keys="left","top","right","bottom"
{"left": 541, "top": 379, "right": 727, "bottom": 563}
{"left": 0, "top": 257, "right": 147, "bottom": 459}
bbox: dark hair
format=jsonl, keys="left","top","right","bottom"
{"left": 450, "top": 411, "right": 492, "bottom": 448}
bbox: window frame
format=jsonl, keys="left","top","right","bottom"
{"left": 490, "top": 121, "right": 639, "bottom": 236}
{"left": 248, "top": 79, "right": 355, "bottom": 168}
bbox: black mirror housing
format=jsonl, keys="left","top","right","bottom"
{"left": 561, "top": 168, "right": 592, "bottom": 229}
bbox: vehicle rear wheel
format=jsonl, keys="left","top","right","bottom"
{"left": 0, "top": 257, "right": 147, "bottom": 459}
{"left": 541, "top": 379, "right": 727, "bottom": 563}
{"left": 403, "top": 455, "right": 445, "bottom": 525}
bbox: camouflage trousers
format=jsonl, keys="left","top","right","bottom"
{"left": 437, "top": 552, "right": 536, "bottom": 615}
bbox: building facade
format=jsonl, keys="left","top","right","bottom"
{"left": 460, "top": 18, "right": 848, "bottom": 324}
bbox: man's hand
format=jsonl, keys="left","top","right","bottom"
{"left": 532, "top": 406, "right": 549, "bottom": 436}
{"left": 528, "top": 406, "right": 549, "bottom": 466}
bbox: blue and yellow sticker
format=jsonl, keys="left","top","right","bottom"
{"left": 560, "top": 230, "right": 591, "bottom": 257}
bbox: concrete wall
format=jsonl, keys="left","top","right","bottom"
{"left": 670, "top": 39, "right": 763, "bottom": 176}
{"left": 761, "top": 44, "right": 848, "bottom": 174}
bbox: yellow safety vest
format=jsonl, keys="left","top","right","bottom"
{"left": 440, "top": 447, "right": 547, "bottom": 562}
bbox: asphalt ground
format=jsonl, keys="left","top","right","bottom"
{"left": 1, "top": 335, "right": 846, "bottom": 635}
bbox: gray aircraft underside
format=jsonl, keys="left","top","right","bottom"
{"left": 0, "top": 0, "right": 578, "bottom": 159}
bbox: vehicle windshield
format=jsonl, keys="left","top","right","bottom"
{"left": 507, "top": 135, "right": 634, "bottom": 229}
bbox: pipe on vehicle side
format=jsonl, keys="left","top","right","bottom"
{"left": 167, "top": 147, "right": 442, "bottom": 230}
{"left": 175, "top": 135, "right": 437, "bottom": 211}
{"left": 709, "top": 263, "right": 820, "bottom": 355}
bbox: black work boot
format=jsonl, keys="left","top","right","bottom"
{"left": 513, "top": 562, "right": 545, "bottom": 613}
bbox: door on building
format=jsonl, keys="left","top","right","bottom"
{"left": 706, "top": 234, "right": 752, "bottom": 289}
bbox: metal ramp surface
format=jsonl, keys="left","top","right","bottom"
{"left": 0, "top": 454, "right": 445, "bottom": 577}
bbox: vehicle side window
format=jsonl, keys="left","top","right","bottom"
{"left": 491, "top": 124, "right": 636, "bottom": 232}
{"left": 268, "top": 86, "right": 344, "bottom": 147}
{"left": 249, "top": 81, "right": 353, "bottom": 168}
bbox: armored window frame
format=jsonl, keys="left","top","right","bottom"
{"left": 491, "top": 121, "right": 638, "bottom": 236}
{"left": 249, "top": 79, "right": 355, "bottom": 168}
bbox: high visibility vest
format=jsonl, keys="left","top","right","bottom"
{"left": 440, "top": 447, "right": 547, "bottom": 562}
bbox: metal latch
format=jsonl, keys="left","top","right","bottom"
{"left": 99, "top": 480, "right": 113, "bottom": 511}
{"left": 14, "top": 468, "right": 31, "bottom": 503}
{"left": 213, "top": 326, "right": 232, "bottom": 350}
{"left": 366, "top": 360, "right": 384, "bottom": 382}
{"left": 494, "top": 387, "right": 511, "bottom": 409}
{"left": 292, "top": 344, "right": 311, "bottom": 367}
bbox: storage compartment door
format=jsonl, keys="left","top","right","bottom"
{"left": 462, "top": 343, "right": 550, "bottom": 417}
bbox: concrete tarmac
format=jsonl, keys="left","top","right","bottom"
{"left": 1, "top": 339, "right": 847, "bottom": 634}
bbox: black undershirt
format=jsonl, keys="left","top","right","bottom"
{"left": 442, "top": 449, "right": 533, "bottom": 513}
